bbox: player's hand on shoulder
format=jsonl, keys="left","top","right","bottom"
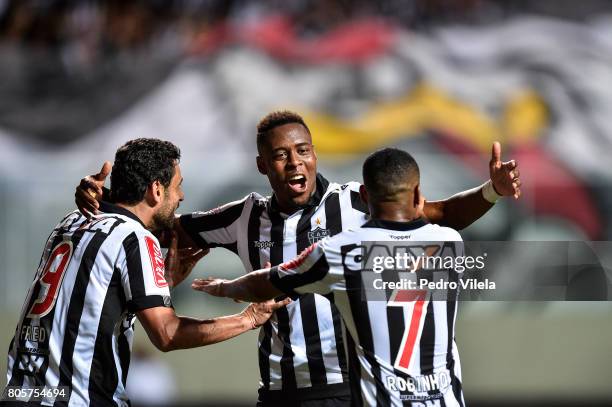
{"left": 164, "top": 231, "right": 208, "bottom": 288}
{"left": 242, "top": 297, "right": 292, "bottom": 329}
{"left": 75, "top": 161, "right": 111, "bottom": 217}
{"left": 489, "top": 142, "right": 521, "bottom": 199}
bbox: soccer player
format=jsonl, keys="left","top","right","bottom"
{"left": 1, "top": 139, "right": 288, "bottom": 407}
{"left": 192, "top": 148, "right": 467, "bottom": 406}
{"left": 75, "top": 111, "right": 520, "bottom": 406}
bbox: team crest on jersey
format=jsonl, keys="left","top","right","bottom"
{"left": 308, "top": 227, "right": 329, "bottom": 244}
{"left": 145, "top": 236, "right": 168, "bottom": 288}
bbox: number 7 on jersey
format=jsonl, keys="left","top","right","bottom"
{"left": 387, "top": 289, "right": 429, "bottom": 375}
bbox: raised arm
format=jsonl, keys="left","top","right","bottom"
{"left": 75, "top": 161, "right": 112, "bottom": 217}
{"left": 423, "top": 142, "right": 521, "bottom": 230}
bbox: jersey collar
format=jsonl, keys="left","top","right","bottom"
{"left": 99, "top": 201, "right": 147, "bottom": 228}
{"left": 268, "top": 173, "right": 330, "bottom": 215}
{"left": 362, "top": 217, "right": 428, "bottom": 231}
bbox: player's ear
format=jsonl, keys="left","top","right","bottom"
{"left": 359, "top": 184, "right": 369, "bottom": 206}
{"left": 146, "top": 180, "right": 164, "bottom": 206}
{"left": 256, "top": 156, "right": 267, "bottom": 175}
{"left": 413, "top": 183, "right": 421, "bottom": 208}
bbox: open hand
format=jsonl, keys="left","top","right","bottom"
{"left": 242, "top": 298, "right": 292, "bottom": 329}
{"left": 191, "top": 277, "right": 227, "bottom": 296}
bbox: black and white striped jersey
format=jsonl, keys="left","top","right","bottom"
{"left": 269, "top": 218, "right": 466, "bottom": 407}
{"left": 3, "top": 204, "right": 172, "bottom": 407}
{"left": 180, "top": 174, "right": 368, "bottom": 398}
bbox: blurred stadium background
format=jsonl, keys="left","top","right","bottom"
{"left": 1, "top": 0, "right": 611, "bottom": 405}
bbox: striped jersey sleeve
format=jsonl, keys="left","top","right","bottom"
{"left": 178, "top": 194, "right": 251, "bottom": 251}
{"left": 117, "top": 230, "right": 172, "bottom": 312}
{"left": 269, "top": 238, "right": 342, "bottom": 297}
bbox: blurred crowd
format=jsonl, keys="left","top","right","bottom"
{"left": 1, "top": 0, "right": 611, "bottom": 59}
{"left": 0, "top": 0, "right": 611, "bottom": 146}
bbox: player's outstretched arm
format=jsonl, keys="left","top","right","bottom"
{"left": 136, "top": 298, "right": 289, "bottom": 352}
{"left": 192, "top": 270, "right": 283, "bottom": 303}
{"left": 423, "top": 141, "right": 521, "bottom": 230}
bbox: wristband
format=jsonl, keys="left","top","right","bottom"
{"left": 482, "top": 180, "right": 501, "bottom": 203}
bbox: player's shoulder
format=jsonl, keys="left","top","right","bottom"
{"left": 127, "top": 223, "right": 157, "bottom": 240}
{"left": 92, "top": 210, "right": 152, "bottom": 241}
{"left": 416, "top": 223, "right": 463, "bottom": 242}
{"left": 248, "top": 191, "right": 270, "bottom": 208}
{"left": 324, "top": 180, "right": 369, "bottom": 215}
{"left": 55, "top": 210, "right": 87, "bottom": 230}
{"left": 188, "top": 192, "right": 265, "bottom": 219}
{"left": 318, "top": 226, "right": 362, "bottom": 251}
{"left": 114, "top": 221, "right": 160, "bottom": 257}
{"left": 326, "top": 180, "right": 361, "bottom": 195}
{"left": 311, "top": 228, "right": 363, "bottom": 266}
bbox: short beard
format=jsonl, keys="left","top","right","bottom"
{"left": 152, "top": 201, "right": 175, "bottom": 232}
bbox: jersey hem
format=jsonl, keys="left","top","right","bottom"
{"left": 257, "top": 382, "right": 350, "bottom": 402}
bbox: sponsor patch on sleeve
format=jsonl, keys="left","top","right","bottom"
{"left": 145, "top": 236, "right": 168, "bottom": 288}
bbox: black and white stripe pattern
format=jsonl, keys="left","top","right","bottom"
{"left": 3, "top": 205, "right": 172, "bottom": 406}
{"left": 180, "top": 174, "right": 365, "bottom": 398}
{"left": 269, "top": 218, "right": 466, "bottom": 406}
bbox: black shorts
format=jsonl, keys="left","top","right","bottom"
{"left": 257, "top": 382, "right": 351, "bottom": 407}
{"left": 256, "top": 395, "right": 351, "bottom": 407}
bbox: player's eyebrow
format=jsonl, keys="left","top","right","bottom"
{"left": 272, "top": 142, "right": 311, "bottom": 152}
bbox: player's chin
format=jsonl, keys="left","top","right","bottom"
{"left": 290, "top": 193, "right": 311, "bottom": 207}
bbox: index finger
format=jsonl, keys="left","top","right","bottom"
{"left": 95, "top": 161, "right": 112, "bottom": 181}
{"left": 491, "top": 141, "right": 502, "bottom": 164}
{"left": 270, "top": 297, "right": 291, "bottom": 310}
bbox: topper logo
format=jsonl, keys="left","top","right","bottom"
{"left": 145, "top": 236, "right": 168, "bottom": 288}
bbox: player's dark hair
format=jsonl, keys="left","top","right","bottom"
{"left": 111, "top": 138, "right": 181, "bottom": 205}
{"left": 362, "top": 148, "right": 420, "bottom": 201}
{"left": 256, "top": 110, "right": 310, "bottom": 153}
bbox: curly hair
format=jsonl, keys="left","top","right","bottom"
{"left": 256, "top": 110, "right": 310, "bottom": 153}
{"left": 110, "top": 138, "right": 181, "bottom": 205}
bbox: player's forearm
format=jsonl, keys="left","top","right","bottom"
{"left": 424, "top": 183, "right": 494, "bottom": 230}
{"left": 163, "top": 313, "right": 253, "bottom": 350}
{"left": 223, "top": 271, "right": 281, "bottom": 303}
